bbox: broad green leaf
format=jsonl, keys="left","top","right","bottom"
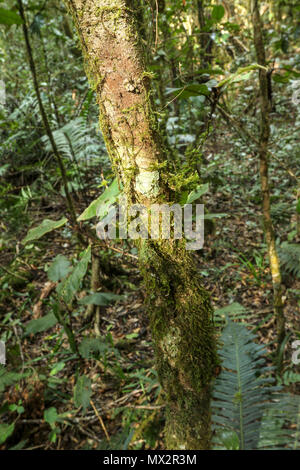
{"left": 25, "top": 312, "right": 58, "bottom": 336}
{"left": 211, "top": 5, "right": 225, "bottom": 22}
{"left": 0, "top": 8, "right": 23, "bottom": 25}
{"left": 272, "top": 73, "right": 290, "bottom": 84}
{"left": 77, "top": 178, "right": 120, "bottom": 221}
{"left": 281, "top": 66, "right": 300, "bottom": 78}
{"left": 78, "top": 292, "right": 123, "bottom": 306}
{"left": 165, "top": 83, "right": 210, "bottom": 100}
{"left": 296, "top": 199, "right": 300, "bottom": 214}
{"left": 47, "top": 255, "right": 71, "bottom": 282}
{"left": 0, "top": 423, "right": 14, "bottom": 445}
{"left": 216, "top": 64, "right": 267, "bottom": 89}
{"left": 223, "top": 22, "right": 240, "bottom": 32}
{"left": 50, "top": 362, "right": 65, "bottom": 376}
{"left": 44, "top": 407, "right": 58, "bottom": 427}
{"left": 8, "top": 404, "right": 24, "bottom": 414}
{"left": 230, "top": 72, "right": 253, "bottom": 84}
{"left": 186, "top": 184, "right": 209, "bottom": 204}
{"left": 22, "top": 218, "right": 67, "bottom": 244}
{"left": 74, "top": 375, "right": 92, "bottom": 413}
{"left": 57, "top": 246, "right": 91, "bottom": 303}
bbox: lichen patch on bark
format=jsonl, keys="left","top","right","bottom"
{"left": 135, "top": 170, "right": 160, "bottom": 197}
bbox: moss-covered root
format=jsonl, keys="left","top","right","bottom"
{"left": 139, "top": 239, "right": 218, "bottom": 450}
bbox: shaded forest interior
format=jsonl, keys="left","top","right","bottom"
{"left": 0, "top": 0, "right": 300, "bottom": 451}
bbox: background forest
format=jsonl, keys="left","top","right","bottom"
{"left": 0, "top": 0, "right": 300, "bottom": 451}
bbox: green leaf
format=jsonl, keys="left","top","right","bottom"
{"left": 0, "top": 164, "right": 9, "bottom": 176}
{"left": 74, "top": 375, "right": 92, "bottom": 413}
{"left": 211, "top": 5, "right": 225, "bottom": 22}
{"left": 204, "top": 212, "right": 228, "bottom": 220}
{"left": 216, "top": 64, "right": 267, "bottom": 89}
{"left": 272, "top": 73, "right": 290, "bottom": 84}
{"left": 79, "top": 337, "right": 110, "bottom": 359}
{"left": 214, "top": 302, "right": 247, "bottom": 322}
{"left": 0, "top": 369, "right": 29, "bottom": 393}
{"left": 296, "top": 199, "right": 300, "bottom": 214}
{"left": 9, "top": 439, "right": 28, "bottom": 450}
{"left": 50, "top": 361, "right": 65, "bottom": 376}
{"left": 25, "top": 312, "right": 58, "bottom": 336}
{"left": 57, "top": 246, "right": 91, "bottom": 303}
{"left": 165, "top": 83, "right": 210, "bottom": 100}
{"left": 49, "top": 428, "right": 60, "bottom": 443}
{"left": 77, "top": 178, "right": 120, "bottom": 221}
{"left": 219, "top": 431, "right": 240, "bottom": 450}
{"left": 0, "top": 8, "right": 23, "bottom": 25}
{"left": 281, "top": 66, "right": 300, "bottom": 78}
{"left": 185, "top": 183, "right": 209, "bottom": 204}
{"left": 44, "top": 407, "right": 58, "bottom": 427}
{"left": 22, "top": 218, "right": 67, "bottom": 244}
{"left": 48, "top": 255, "right": 71, "bottom": 282}
{"left": 230, "top": 72, "right": 253, "bottom": 84}
{"left": 0, "top": 423, "right": 14, "bottom": 445}
{"left": 8, "top": 404, "right": 24, "bottom": 414}
{"left": 78, "top": 292, "right": 123, "bottom": 306}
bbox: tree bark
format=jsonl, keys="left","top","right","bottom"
{"left": 65, "top": 0, "right": 217, "bottom": 449}
{"left": 251, "top": 0, "right": 285, "bottom": 367}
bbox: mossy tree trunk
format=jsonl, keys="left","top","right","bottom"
{"left": 251, "top": 0, "right": 285, "bottom": 367}
{"left": 65, "top": 0, "right": 217, "bottom": 449}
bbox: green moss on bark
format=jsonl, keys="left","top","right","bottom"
{"left": 65, "top": 0, "right": 218, "bottom": 449}
{"left": 139, "top": 238, "right": 218, "bottom": 449}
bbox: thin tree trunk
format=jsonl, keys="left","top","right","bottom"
{"left": 85, "top": 252, "right": 101, "bottom": 321}
{"left": 65, "top": 0, "right": 217, "bottom": 449}
{"left": 251, "top": 0, "right": 285, "bottom": 367}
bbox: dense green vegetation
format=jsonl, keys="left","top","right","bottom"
{"left": 0, "top": 0, "right": 299, "bottom": 450}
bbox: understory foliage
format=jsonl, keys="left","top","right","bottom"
{"left": 279, "top": 242, "right": 300, "bottom": 279}
{"left": 0, "top": 0, "right": 299, "bottom": 451}
{"left": 212, "top": 319, "right": 300, "bottom": 450}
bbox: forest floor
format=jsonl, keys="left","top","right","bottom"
{"left": 1, "top": 110, "right": 299, "bottom": 450}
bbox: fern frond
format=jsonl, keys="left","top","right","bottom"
{"left": 212, "top": 319, "right": 300, "bottom": 450}
{"left": 270, "top": 202, "right": 292, "bottom": 222}
{"left": 258, "top": 395, "right": 300, "bottom": 449}
{"left": 278, "top": 242, "right": 300, "bottom": 279}
{"left": 214, "top": 302, "right": 248, "bottom": 326}
{"left": 41, "top": 118, "right": 103, "bottom": 162}
{"left": 212, "top": 319, "right": 276, "bottom": 450}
